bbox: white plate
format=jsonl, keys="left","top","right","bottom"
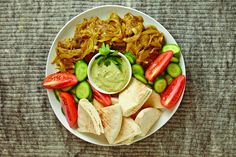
{"left": 45, "top": 5, "right": 186, "bottom": 146}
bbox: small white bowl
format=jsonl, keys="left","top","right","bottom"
{"left": 87, "top": 52, "right": 132, "bottom": 94}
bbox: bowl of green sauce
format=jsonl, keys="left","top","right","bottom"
{"left": 88, "top": 52, "right": 132, "bottom": 94}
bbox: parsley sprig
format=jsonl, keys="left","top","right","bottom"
{"left": 95, "top": 43, "right": 122, "bottom": 70}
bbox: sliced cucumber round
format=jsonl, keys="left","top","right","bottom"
{"left": 170, "top": 57, "right": 179, "bottom": 63}
{"left": 167, "top": 63, "right": 182, "bottom": 78}
{"left": 75, "top": 60, "right": 88, "bottom": 82}
{"left": 154, "top": 77, "right": 167, "bottom": 93}
{"left": 75, "top": 81, "right": 92, "bottom": 99}
{"left": 132, "top": 64, "right": 144, "bottom": 75}
{"left": 133, "top": 74, "right": 148, "bottom": 84}
{"left": 124, "top": 52, "right": 136, "bottom": 64}
{"left": 161, "top": 44, "right": 181, "bottom": 58}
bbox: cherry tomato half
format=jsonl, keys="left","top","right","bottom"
{"left": 161, "top": 75, "right": 186, "bottom": 109}
{"left": 91, "top": 87, "right": 111, "bottom": 107}
{"left": 145, "top": 50, "right": 173, "bottom": 82}
{"left": 60, "top": 92, "right": 78, "bottom": 128}
{"left": 43, "top": 72, "right": 78, "bottom": 89}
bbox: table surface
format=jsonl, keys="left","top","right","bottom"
{"left": 0, "top": 0, "right": 235, "bottom": 156}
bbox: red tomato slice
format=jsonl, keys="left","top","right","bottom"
{"left": 161, "top": 75, "right": 186, "bottom": 109}
{"left": 43, "top": 72, "right": 78, "bottom": 89}
{"left": 60, "top": 92, "right": 78, "bottom": 128}
{"left": 145, "top": 50, "right": 173, "bottom": 82}
{"left": 91, "top": 87, "right": 111, "bottom": 107}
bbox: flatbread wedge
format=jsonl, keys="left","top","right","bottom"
{"left": 92, "top": 99, "right": 104, "bottom": 111}
{"left": 142, "top": 90, "right": 164, "bottom": 109}
{"left": 77, "top": 99, "right": 104, "bottom": 135}
{"left": 99, "top": 104, "right": 122, "bottom": 144}
{"left": 119, "top": 78, "right": 152, "bottom": 117}
{"left": 111, "top": 97, "right": 119, "bottom": 104}
{"left": 119, "top": 137, "right": 134, "bottom": 145}
{"left": 135, "top": 108, "right": 161, "bottom": 136}
{"left": 114, "top": 117, "right": 141, "bottom": 144}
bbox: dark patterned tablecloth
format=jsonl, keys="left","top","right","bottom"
{"left": 0, "top": 0, "right": 235, "bottom": 156}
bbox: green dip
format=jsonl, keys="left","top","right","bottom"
{"left": 90, "top": 57, "right": 130, "bottom": 92}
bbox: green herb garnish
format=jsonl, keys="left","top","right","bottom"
{"left": 96, "top": 43, "right": 122, "bottom": 70}
{"left": 99, "top": 43, "right": 110, "bottom": 55}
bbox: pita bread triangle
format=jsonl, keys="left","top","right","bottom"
{"left": 99, "top": 104, "right": 122, "bottom": 144}
{"left": 77, "top": 99, "right": 104, "bottom": 135}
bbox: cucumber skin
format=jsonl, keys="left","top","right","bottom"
{"left": 124, "top": 52, "right": 136, "bottom": 64}
{"left": 132, "top": 64, "right": 144, "bottom": 75}
{"left": 54, "top": 90, "right": 60, "bottom": 102}
{"left": 125, "top": 55, "right": 135, "bottom": 64}
{"left": 133, "top": 74, "right": 148, "bottom": 84}
{"left": 88, "top": 91, "right": 93, "bottom": 101}
{"left": 72, "top": 94, "right": 79, "bottom": 104}
{"left": 61, "top": 107, "right": 65, "bottom": 115}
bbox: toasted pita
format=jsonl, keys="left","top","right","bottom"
{"left": 99, "top": 104, "right": 122, "bottom": 144}
{"left": 111, "top": 97, "right": 119, "bottom": 104}
{"left": 120, "top": 137, "right": 134, "bottom": 145}
{"left": 142, "top": 90, "right": 164, "bottom": 109}
{"left": 135, "top": 108, "right": 161, "bottom": 136}
{"left": 92, "top": 99, "right": 104, "bottom": 111}
{"left": 114, "top": 118, "right": 141, "bottom": 144}
{"left": 119, "top": 78, "right": 152, "bottom": 117}
{"left": 77, "top": 99, "right": 104, "bottom": 135}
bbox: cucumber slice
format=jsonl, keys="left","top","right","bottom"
{"left": 75, "top": 60, "right": 88, "bottom": 82}
{"left": 154, "top": 77, "right": 167, "bottom": 93}
{"left": 133, "top": 74, "right": 148, "bottom": 84}
{"left": 170, "top": 57, "right": 179, "bottom": 63}
{"left": 54, "top": 90, "right": 60, "bottom": 101}
{"left": 167, "top": 63, "right": 182, "bottom": 78}
{"left": 161, "top": 44, "right": 181, "bottom": 58}
{"left": 124, "top": 52, "right": 136, "bottom": 64}
{"left": 61, "top": 86, "right": 73, "bottom": 92}
{"left": 72, "top": 94, "right": 79, "bottom": 104}
{"left": 132, "top": 64, "right": 144, "bottom": 75}
{"left": 75, "top": 81, "right": 92, "bottom": 99}
{"left": 164, "top": 74, "right": 173, "bottom": 85}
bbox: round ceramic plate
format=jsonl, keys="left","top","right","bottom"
{"left": 46, "top": 5, "right": 186, "bottom": 146}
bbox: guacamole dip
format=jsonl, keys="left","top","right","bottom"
{"left": 90, "top": 57, "right": 130, "bottom": 92}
